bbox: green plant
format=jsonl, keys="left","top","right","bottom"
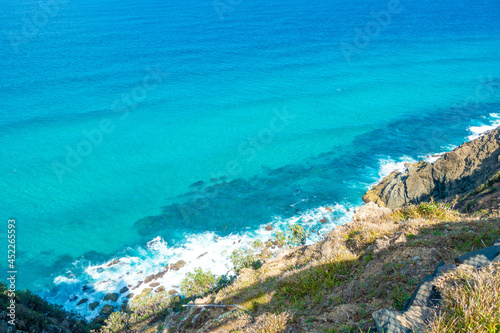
{"left": 274, "top": 231, "right": 286, "bottom": 247}
{"left": 230, "top": 247, "right": 262, "bottom": 274}
{"left": 391, "top": 286, "right": 410, "bottom": 311}
{"left": 288, "top": 223, "right": 309, "bottom": 246}
{"left": 181, "top": 268, "right": 217, "bottom": 297}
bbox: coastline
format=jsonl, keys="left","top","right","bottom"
{"left": 44, "top": 118, "right": 500, "bottom": 321}
{"left": 2, "top": 119, "right": 500, "bottom": 332}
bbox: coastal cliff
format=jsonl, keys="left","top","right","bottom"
{"left": 363, "top": 127, "right": 500, "bottom": 210}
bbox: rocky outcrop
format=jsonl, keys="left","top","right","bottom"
{"left": 363, "top": 128, "right": 500, "bottom": 209}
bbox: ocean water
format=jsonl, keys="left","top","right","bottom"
{"left": 1, "top": 0, "right": 500, "bottom": 319}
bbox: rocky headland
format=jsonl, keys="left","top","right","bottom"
{"left": 363, "top": 127, "right": 500, "bottom": 211}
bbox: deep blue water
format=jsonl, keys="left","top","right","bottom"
{"left": 1, "top": 0, "right": 500, "bottom": 318}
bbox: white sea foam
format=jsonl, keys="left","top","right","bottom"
{"left": 371, "top": 156, "right": 416, "bottom": 187}
{"left": 50, "top": 202, "right": 353, "bottom": 320}
{"left": 467, "top": 113, "right": 500, "bottom": 140}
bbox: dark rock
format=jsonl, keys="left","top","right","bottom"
{"left": 455, "top": 244, "right": 500, "bottom": 268}
{"left": 120, "top": 303, "right": 128, "bottom": 312}
{"left": 100, "top": 305, "right": 114, "bottom": 316}
{"left": 197, "top": 252, "right": 208, "bottom": 259}
{"left": 89, "top": 302, "right": 100, "bottom": 311}
{"left": 126, "top": 293, "right": 134, "bottom": 299}
{"left": 320, "top": 217, "right": 327, "bottom": 224}
{"left": 363, "top": 128, "right": 500, "bottom": 208}
{"left": 155, "top": 286, "right": 165, "bottom": 292}
{"left": 120, "top": 286, "right": 129, "bottom": 294}
{"left": 69, "top": 295, "right": 78, "bottom": 302}
{"left": 77, "top": 298, "right": 88, "bottom": 306}
{"left": 150, "top": 282, "right": 160, "bottom": 287}
{"left": 168, "top": 289, "right": 178, "bottom": 295}
{"left": 91, "top": 316, "right": 107, "bottom": 325}
{"left": 82, "top": 285, "right": 94, "bottom": 293}
{"left": 132, "top": 281, "right": 143, "bottom": 290}
{"left": 265, "top": 225, "right": 273, "bottom": 231}
{"left": 170, "top": 260, "right": 186, "bottom": 271}
{"left": 103, "top": 293, "right": 119, "bottom": 302}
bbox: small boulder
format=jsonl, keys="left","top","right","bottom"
{"left": 140, "top": 288, "right": 152, "bottom": 297}
{"left": 103, "top": 293, "right": 119, "bottom": 302}
{"left": 119, "top": 286, "right": 129, "bottom": 294}
{"left": 265, "top": 225, "right": 273, "bottom": 231}
{"left": 82, "top": 285, "right": 94, "bottom": 293}
{"left": 144, "top": 274, "right": 155, "bottom": 284}
{"left": 150, "top": 282, "right": 160, "bottom": 287}
{"left": 168, "top": 289, "right": 178, "bottom": 295}
{"left": 155, "top": 286, "right": 165, "bottom": 292}
{"left": 89, "top": 302, "right": 100, "bottom": 311}
{"left": 170, "top": 260, "right": 186, "bottom": 271}
{"left": 126, "top": 293, "right": 134, "bottom": 299}
{"left": 320, "top": 217, "right": 327, "bottom": 223}
{"left": 353, "top": 202, "right": 392, "bottom": 223}
{"left": 91, "top": 316, "right": 107, "bottom": 325}
{"left": 77, "top": 298, "right": 88, "bottom": 306}
{"left": 100, "top": 305, "right": 114, "bottom": 316}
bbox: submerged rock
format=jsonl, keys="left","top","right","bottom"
{"left": 104, "top": 293, "right": 119, "bottom": 302}
{"left": 89, "top": 302, "right": 100, "bottom": 311}
{"left": 77, "top": 298, "right": 88, "bottom": 306}
{"left": 100, "top": 305, "right": 114, "bottom": 316}
{"left": 119, "top": 286, "right": 129, "bottom": 294}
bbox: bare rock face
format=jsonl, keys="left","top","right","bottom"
{"left": 353, "top": 202, "right": 392, "bottom": 222}
{"left": 363, "top": 128, "right": 500, "bottom": 209}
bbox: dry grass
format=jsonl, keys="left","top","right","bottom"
{"left": 252, "top": 311, "right": 291, "bottom": 333}
{"left": 427, "top": 263, "right": 500, "bottom": 333}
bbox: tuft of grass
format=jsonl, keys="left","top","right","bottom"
{"left": 391, "top": 199, "right": 459, "bottom": 222}
{"left": 253, "top": 311, "right": 291, "bottom": 333}
{"left": 427, "top": 263, "right": 500, "bottom": 333}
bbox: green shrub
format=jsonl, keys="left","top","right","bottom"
{"left": 181, "top": 268, "right": 218, "bottom": 297}
{"left": 274, "top": 231, "right": 286, "bottom": 247}
{"left": 230, "top": 247, "right": 262, "bottom": 274}
{"left": 288, "top": 223, "right": 309, "bottom": 246}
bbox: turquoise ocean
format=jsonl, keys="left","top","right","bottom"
{"left": 1, "top": 0, "right": 500, "bottom": 319}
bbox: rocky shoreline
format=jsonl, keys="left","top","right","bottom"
{"left": 363, "top": 127, "right": 500, "bottom": 210}
{"left": 3, "top": 127, "right": 500, "bottom": 332}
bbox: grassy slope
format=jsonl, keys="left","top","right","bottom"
{"left": 100, "top": 201, "right": 500, "bottom": 333}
